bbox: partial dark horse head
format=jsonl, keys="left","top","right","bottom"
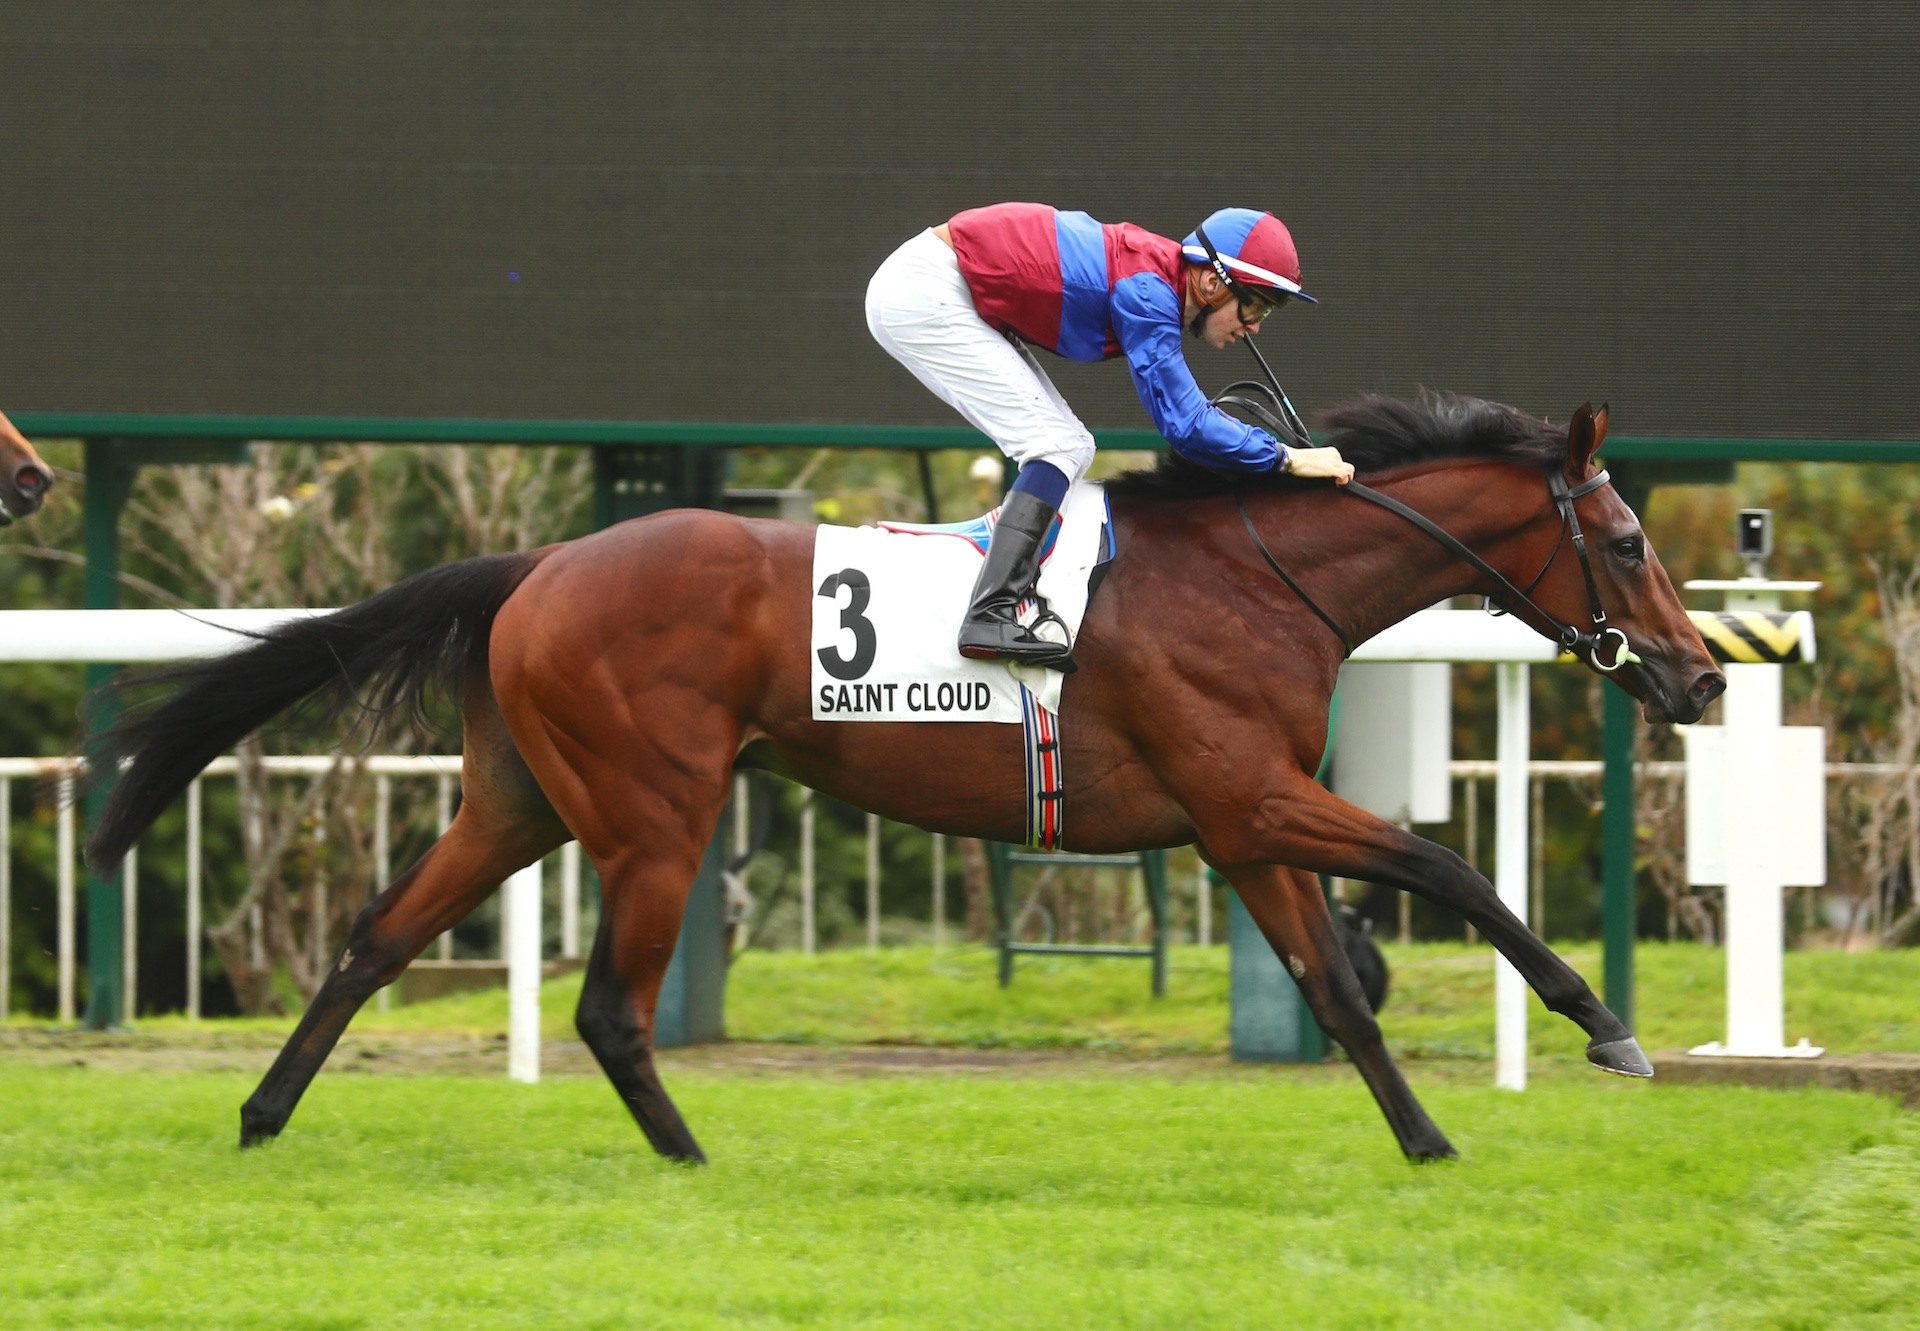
{"left": 0, "top": 410, "right": 55, "bottom": 526}
{"left": 81, "top": 390, "right": 1725, "bottom": 1165}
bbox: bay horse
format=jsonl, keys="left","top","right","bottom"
{"left": 84, "top": 393, "right": 1725, "bottom": 1163}
{"left": 0, "top": 409, "right": 55, "bottom": 525}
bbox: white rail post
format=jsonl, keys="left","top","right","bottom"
{"left": 560, "top": 841, "right": 582, "bottom": 960}
{"left": 186, "top": 778, "right": 202, "bottom": 1020}
{"left": 1495, "top": 663, "right": 1530, "bottom": 1091}
{"left": 57, "top": 774, "right": 75, "bottom": 1024}
{"left": 506, "top": 859, "right": 541, "bottom": 1084}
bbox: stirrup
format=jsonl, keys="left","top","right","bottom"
{"left": 958, "top": 600, "right": 1078, "bottom": 673}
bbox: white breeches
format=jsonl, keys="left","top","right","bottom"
{"left": 865, "top": 229, "right": 1097, "bottom": 486}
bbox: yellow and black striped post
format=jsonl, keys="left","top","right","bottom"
{"left": 1686, "top": 609, "right": 1816, "bottom": 665}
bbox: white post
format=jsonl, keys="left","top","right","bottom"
{"left": 1495, "top": 663, "right": 1530, "bottom": 1091}
{"left": 931, "top": 833, "right": 946, "bottom": 949}
{"left": 1, "top": 776, "right": 10, "bottom": 1022}
{"left": 1681, "top": 578, "right": 1823, "bottom": 1058}
{"left": 122, "top": 846, "right": 138, "bottom": 1023}
{"left": 865, "top": 812, "right": 881, "bottom": 950}
{"left": 58, "top": 775, "right": 75, "bottom": 1024}
{"left": 506, "top": 860, "right": 542, "bottom": 1084}
{"left": 187, "top": 778, "right": 202, "bottom": 1020}
{"left": 800, "top": 794, "right": 816, "bottom": 955}
{"left": 560, "top": 841, "right": 582, "bottom": 960}
{"left": 1722, "top": 662, "right": 1785, "bottom": 1053}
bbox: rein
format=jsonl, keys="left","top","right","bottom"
{"left": 1216, "top": 377, "right": 1639, "bottom": 673}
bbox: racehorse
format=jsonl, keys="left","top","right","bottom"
{"left": 84, "top": 393, "right": 1725, "bottom": 1163}
{"left": 0, "top": 409, "right": 55, "bottom": 525}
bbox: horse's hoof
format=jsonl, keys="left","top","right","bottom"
{"left": 1587, "top": 1035, "right": 1654, "bottom": 1078}
{"left": 239, "top": 1108, "right": 281, "bottom": 1149}
{"left": 1409, "top": 1141, "right": 1459, "bottom": 1164}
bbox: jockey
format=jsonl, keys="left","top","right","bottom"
{"left": 866, "top": 202, "right": 1353, "bottom": 674}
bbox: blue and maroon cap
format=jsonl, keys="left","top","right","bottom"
{"left": 1181, "top": 208, "right": 1315, "bottom": 304}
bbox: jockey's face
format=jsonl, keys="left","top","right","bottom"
{"left": 1185, "top": 268, "right": 1263, "bottom": 349}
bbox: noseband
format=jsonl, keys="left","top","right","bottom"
{"left": 1216, "top": 381, "right": 1638, "bottom": 673}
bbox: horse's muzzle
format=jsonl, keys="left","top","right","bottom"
{"left": 1684, "top": 669, "right": 1727, "bottom": 719}
{"left": 1652, "top": 667, "right": 1725, "bottom": 725}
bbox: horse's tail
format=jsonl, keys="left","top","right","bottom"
{"left": 82, "top": 551, "right": 544, "bottom": 874}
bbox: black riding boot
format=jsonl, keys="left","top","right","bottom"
{"left": 957, "top": 490, "right": 1078, "bottom": 673}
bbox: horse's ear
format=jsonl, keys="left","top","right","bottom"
{"left": 1592, "top": 402, "right": 1611, "bottom": 452}
{"left": 1566, "top": 402, "right": 1599, "bottom": 475}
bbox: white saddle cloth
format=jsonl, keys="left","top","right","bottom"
{"left": 809, "top": 481, "right": 1110, "bottom": 722}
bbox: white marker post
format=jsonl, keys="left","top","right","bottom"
{"left": 506, "top": 861, "right": 543, "bottom": 1084}
{"left": 1494, "top": 663, "right": 1530, "bottom": 1090}
{"left": 1682, "top": 578, "right": 1824, "bottom": 1059}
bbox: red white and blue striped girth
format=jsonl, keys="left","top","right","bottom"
{"left": 1020, "top": 684, "right": 1062, "bottom": 850}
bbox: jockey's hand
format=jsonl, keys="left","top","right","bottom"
{"left": 1283, "top": 446, "right": 1355, "bottom": 485}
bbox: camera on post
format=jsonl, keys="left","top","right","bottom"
{"left": 1737, "top": 509, "right": 1772, "bottom": 577}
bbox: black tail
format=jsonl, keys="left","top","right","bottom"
{"left": 83, "top": 551, "right": 542, "bottom": 873}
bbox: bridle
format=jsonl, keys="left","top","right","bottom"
{"left": 1214, "top": 376, "right": 1640, "bottom": 674}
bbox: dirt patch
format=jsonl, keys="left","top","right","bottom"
{"left": 0, "top": 1026, "right": 1362, "bottom": 1083}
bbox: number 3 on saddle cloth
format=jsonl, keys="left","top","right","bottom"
{"left": 809, "top": 481, "right": 1115, "bottom": 848}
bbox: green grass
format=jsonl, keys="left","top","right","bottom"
{"left": 6, "top": 943, "right": 1919, "bottom": 1326}
{"left": 1, "top": 1064, "right": 1916, "bottom": 1329}
{"left": 171, "top": 940, "right": 1909, "bottom": 1061}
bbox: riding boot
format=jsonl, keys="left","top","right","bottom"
{"left": 957, "top": 490, "right": 1078, "bottom": 673}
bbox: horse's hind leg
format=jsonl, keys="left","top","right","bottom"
{"left": 572, "top": 835, "right": 718, "bottom": 1163}
{"left": 1217, "top": 861, "right": 1456, "bottom": 1162}
{"left": 239, "top": 803, "right": 567, "bottom": 1146}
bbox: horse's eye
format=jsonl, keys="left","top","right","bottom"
{"left": 1612, "top": 535, "right": 1645, "bottom": 563}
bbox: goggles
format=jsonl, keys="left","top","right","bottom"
{"left": 1235, "top": 286, "right": 1286, "bottom": 325}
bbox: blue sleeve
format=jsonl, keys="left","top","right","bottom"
{"left": 1110, "top": 273, "right": 1280, "bottom": 473}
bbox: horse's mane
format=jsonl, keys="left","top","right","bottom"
{"left": 1104, "top": 391, "right": 1567, "bottom": 501}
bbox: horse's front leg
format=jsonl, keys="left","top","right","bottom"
{"left": 1204, "top": 775, "right": 1649, "bottom": 1077}
{"left": 1214, "top": 860, "right": 1456, "bottom": 1161}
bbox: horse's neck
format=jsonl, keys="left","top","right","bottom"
{"left": 1248, "top": 462, "right": 1557, "bottom": 646}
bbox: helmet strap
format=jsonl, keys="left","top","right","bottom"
{"left": 1185, "top": 264, "right": 1234, "bottom": 336}
{"left": 1194, "top": 224, "right": 1236, "bottom": 290}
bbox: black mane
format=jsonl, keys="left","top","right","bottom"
{"left": 1104, "top": 391, "right": 1567, "bottom": 501}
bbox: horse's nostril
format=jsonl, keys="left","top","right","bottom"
{"left": 16, "top": 466, "right": 49, "bottom": 496}
{"left": 1690, "top": 672, "right": 1727, "bottom": 706}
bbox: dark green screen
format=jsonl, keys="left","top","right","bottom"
{"left": 3, "top": 5, "right": 1913, "bottom": 436}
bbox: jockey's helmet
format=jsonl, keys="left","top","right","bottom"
{"left": 1182, "top": 209, "right": 1316, "bottom": 307}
